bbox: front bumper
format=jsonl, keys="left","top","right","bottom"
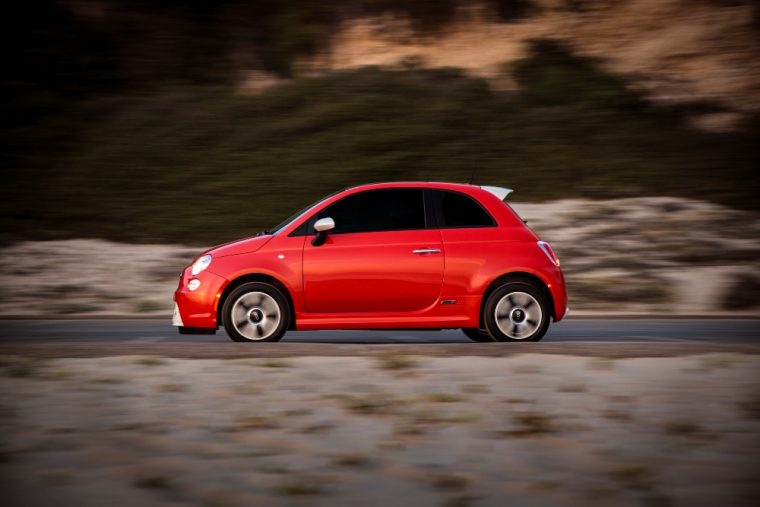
{"left": 173, "top": 270, "right": 227, "bottom": 329}
{"left": 172, "top": 303, "right": 184, "bottom": 327}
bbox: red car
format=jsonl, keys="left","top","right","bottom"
{"left": 173, "top": 182, "right": 567, "bottom": 342}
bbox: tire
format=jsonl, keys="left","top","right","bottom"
{"left": 483, "top": 282, "right": 550, "bottom": 342}
{"left": 462, "top": 328, "right": 494, "bottom": 342}
{"left": 222, "top": 282, "right": 290, "bottom": 342}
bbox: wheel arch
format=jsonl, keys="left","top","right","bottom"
{"left": 217, "top": 273, "right": 296, "bottom": 330}
{"left": 479, "top": 271, "right": 556, "bottom": 327}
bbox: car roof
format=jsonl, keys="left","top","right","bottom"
{"left": 345, "top": 182, "right": 513, "bottom": 200}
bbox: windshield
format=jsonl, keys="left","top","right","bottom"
{"left": 269, "top": 190, "right": 341, "bottom": 235}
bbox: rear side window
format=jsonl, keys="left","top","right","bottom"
{"left": 438, "top": 191, "right": 495, "bottom": 228}
{"left": 317, "top": 188, "right": 426, "bottom": 234}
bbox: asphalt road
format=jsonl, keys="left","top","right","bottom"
{"left": 1, "top": 318, "right": 758, "bottom": 344}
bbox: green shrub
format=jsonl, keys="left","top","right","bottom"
{"left": 4, "top": 41, "right": 758, "bottom": 244}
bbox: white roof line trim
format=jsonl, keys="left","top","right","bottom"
{"left": 480, "top": 185, "right": 513, "bottom": 200}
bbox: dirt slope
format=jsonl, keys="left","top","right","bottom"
{"left": 293, "top": 0, "right": 760, "bottom": 130}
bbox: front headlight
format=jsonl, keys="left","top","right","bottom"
{"left": 191, "top": 254, "right": 212, "bottom": 275}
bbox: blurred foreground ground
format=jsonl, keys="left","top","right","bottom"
{"left": 1, "top": 352, "right": 758, "bottom": 507}
{"left": 2, "top": 197, "right": 757, "bottom": 317}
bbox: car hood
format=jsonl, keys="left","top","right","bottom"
{"left": 205, "top": 234, "right": 274, "bottom": 258}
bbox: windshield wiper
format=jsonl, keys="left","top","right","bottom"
{"left": 255, "top": 229, "right": 271, "bottom": 237}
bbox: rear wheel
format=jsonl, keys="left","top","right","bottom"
{"left": 222, "top": 282, "right": 290, "bottom": 342}
{"left": 483, "top": 282, "right": 549, "bottom": 342}
{"left": 461, "top": 328, "right": 494, "bottom": 342}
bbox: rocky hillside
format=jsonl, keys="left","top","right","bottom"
{"left": 11, "top": 1, "right": 760, "bottom": 130}
{"left": 297, "top": 0, "right": 760, "bottom": 131}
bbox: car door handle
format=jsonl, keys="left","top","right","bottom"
{"left": 412, "top": 248, "right": 441, "bottom": 255}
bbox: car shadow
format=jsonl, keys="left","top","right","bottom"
{"left": 281, "top": 330, "right": 470, "bottom": 344}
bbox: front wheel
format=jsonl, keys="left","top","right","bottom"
{"left": 483, "top": 282, "right": 550, "bottom": 342}
{"left": 222, "top": 282, "right": 290, "bottom": 342}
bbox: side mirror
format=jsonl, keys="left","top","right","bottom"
{"left": 312, "top": 217, "right": 335, "bottom": 246}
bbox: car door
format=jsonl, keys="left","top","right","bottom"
{"left": 302, "top": 188, "right": 444, "bottom": 314}
{"left": 431, "top": 189, "right": 502, "bottom": 296}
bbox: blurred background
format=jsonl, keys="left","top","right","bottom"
{"left": 3, "top": 7, "right": 759, "bottom": 505}
{"left": 1, "top": 0, "right": 759, "bottom": 315}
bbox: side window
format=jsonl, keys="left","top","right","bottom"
{"left": 439, "top": 191, "right": 495, "bottom": 228}
{"left": 317, "top": 189, "right": 426, "bottom": 234}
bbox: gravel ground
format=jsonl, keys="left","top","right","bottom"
{"left": 1, "top": 341, "right": 760, "bottom": 359}
{"left": 1, "top": 353, "right": 758, "bottom": 507}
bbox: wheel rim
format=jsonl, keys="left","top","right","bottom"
{"left": 494, "top": 291, "right": 542, "bottom": 340}
{"left": 231, "top": 291, "right": 281, "bottom": 341}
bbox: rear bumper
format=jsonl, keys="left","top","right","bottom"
{"left": 549, "top": 268, "right": 569, "bottom": 321}
{"left": 173, "top": 270, "right": 227, "bottom": 329}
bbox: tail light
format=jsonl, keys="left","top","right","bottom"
{"left": 537, "top": 241, "right": 560, "bottom": 267}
